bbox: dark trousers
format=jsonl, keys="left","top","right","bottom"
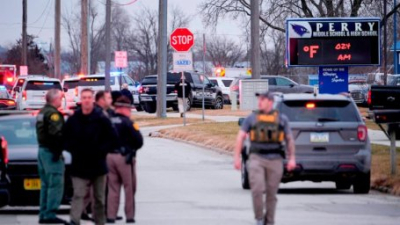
{"left": 70, "top": 175, "right": 106, "bottom": 225}
{"left": 106, "top": 154, "right": 136, "bottom": 220}
{"left": 38, "top": 147, "right": 64, "bottom": 220}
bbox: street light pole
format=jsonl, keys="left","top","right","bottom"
{"left": 157, "top": 0, "right": 168, "bottom": 118}
{"left": 105, "top": 0, "right": 111, "bottom": 90}
{"left": 250, "top": 0, "right": 260, "bottom": 79}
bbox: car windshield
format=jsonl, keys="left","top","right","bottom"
{"left": 25, "top": 81, "right": 62, "bottom": 91}
{"left": 0, "top": 118, "right": 37, "bottom": 146}
{"left": 63, "top": 80, "right": 79, "bottom": 89}
{"left": 280, "top": 100, "right": 360, "bottom": 122}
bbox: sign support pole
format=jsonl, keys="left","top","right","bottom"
{"left": 182, "top": 71, "right": 186, "bottom": 126}
{"left": 202, "top": 33, "right": 206, "bottom": 121}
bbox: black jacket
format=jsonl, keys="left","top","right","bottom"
{"left": 63, "top": 107, "right": 119, "bottom": 179}
{"left": 120, "top": 89, "right": 134, "bottom": 105}
{"left": 111, "top": 113, "right": 143, "bottom": 157}
{"left": 174, "top": 80, "right": 191, "bottom": 98}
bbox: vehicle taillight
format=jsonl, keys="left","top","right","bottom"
{"left": 367, "top": 90, "right": 371, "bottom": 105}
{"left": 1, "top": 136, "right": 8, "bottom": 165}
{"left": 230, "top": 85, "right": 239, "bottom": 91}
{"left": 6, "top": 77, "right": 13, "bottom": 83}
{"left": 74, "top": 87, "right": 78, "bottom": 97}
{"left": 22, "top": 91, "right": 27, "bottom": 101}
{"left": 357, "top": 125, "right": 367, "bottom": 141}
{"left": 138, "top": 86, "right": 144, "bottom": 94}
{"left": 306, "top": 103, "right": 316, "bottom": 109}
{"left": 7, "top": 100, "right": 15, "bottom": 106}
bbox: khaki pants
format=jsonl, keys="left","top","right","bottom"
{"left": 248, "top": 154, "right": 283, "bottom": 225}
{"left": 177, "top": 98, "right": 187, "bottom": 113}
{"left": 70, "top": 175, "right": 106, "bottom": 225}
{"left": 107, "top": 154, "right": 136, "bottom": 220}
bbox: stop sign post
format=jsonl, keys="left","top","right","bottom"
{"left": 170, "top": 28, "right": 194, "bottom": 52}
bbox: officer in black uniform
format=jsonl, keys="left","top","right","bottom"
{"left": 107, "top": 96, "right": 143, "bottom": 224}
{"left": 36, "top": 89, "right": 67, "bottom": 224}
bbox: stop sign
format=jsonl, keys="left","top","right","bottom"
{"left": 170, "top": 28, "right": 194, "bottom": 52}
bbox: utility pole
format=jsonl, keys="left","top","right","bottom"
{"left": 81, "top": 0, "right": 88, "bottom": 75}
{"left": 384, "top": 0, "right": 388, "bottom": 85}
{"left": 157, "top": 0, "right": 168, "bottom": 118}
{"left": 250, "top": 0, "right": 260, "bottom": 79}
{"left": 87, "top": 0, "right": 91, "bottom": 74}
{"left": 54, "top": 0, "right": 61, "bottom": 79}
{"left": 22, "top": 0, "right": 28, "bottom": 66}
{"left": 105, "top": 0, "right": 111, "bottom": 90}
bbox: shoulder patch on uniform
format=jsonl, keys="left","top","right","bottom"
{"left": 50, "top": 113, "right": 60, "bottom": 122}
{"left": 133, "top": 122, "right": 140, "bottom": 131}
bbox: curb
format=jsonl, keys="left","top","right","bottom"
{"left": 150, "top": 132, "right": 234, "bottom": 157}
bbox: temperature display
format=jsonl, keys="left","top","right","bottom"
{"left": 289, "top": 38, "right": 379, "bottom": 66}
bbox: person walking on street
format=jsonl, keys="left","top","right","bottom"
{"left": 36, "top": 89, "right": 67, "bottom": 224}
{"left": 64, "top": 88, "right": 118, "bottom": 225}
{"left": 120, "top": 83, "right": 134, "bottom": 105}
{"left": 234, "top": 91, "right": 296, "bottom": 225}
{"left": 107, "top": 96, "right": 143, "bottom": 224}
{"left": 174, "top": 74, "right": 191, "bottom": 117}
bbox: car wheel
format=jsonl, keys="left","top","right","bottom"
{"left": 144, "top": 102, "right": 156, "bottom": 114}
{"left": 212, "top": 95, "right": 224, "bottom": 110}
{"left": 241, "top": 158, "right": 250, "bottom": 190}
{"left": 353, "top": 172, "right": 370, "bottom": 194}
{"left": 335, "top": 181, "right": 352, "bottom": 190}
{"left": 135, "top": 104, "right": 143, "bottom": 112}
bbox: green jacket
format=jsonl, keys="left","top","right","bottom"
{"left": 36, "top": 104, "right": 65, "bottom": 153}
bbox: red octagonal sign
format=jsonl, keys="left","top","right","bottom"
{"left": 170, "top": 28, "right": 194, "bottom": 52}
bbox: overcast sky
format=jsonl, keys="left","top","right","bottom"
{"left": 0, "top": 0, "right": 244, "bottom": 50}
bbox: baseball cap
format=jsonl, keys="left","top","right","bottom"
{"left": 255, "top": 91, "right": 274, "bottom": 100}
{"left": 113, "top": 96, "right": 135, "bottom": 108}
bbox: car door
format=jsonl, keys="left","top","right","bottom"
{"left": 275, "top": 77, "right": 296, "bottom": 93}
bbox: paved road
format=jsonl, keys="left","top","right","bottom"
{"left": 1, "top": 126, "right": 400, "bottom": 224}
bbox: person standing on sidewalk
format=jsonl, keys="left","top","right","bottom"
{"left": 234, "top": 91, "right": 296, "bottom": 225}
{"left": 174, "top": 74, "right": 191, "bottom": 117}
{"left": 106, "top": 96, "right": 143, "bottom": 224}
{"left": 36, "top": 89, "right": 67, "bottom": 224}
{"left": 64, "top": 88, "right": 118, "bottom": 225}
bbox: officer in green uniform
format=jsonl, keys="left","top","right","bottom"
{"left": 36, "top": 89, "right": 67, "bottom": 224}
{"left": 234, "top": 91, "right": 296, "bottom": 225}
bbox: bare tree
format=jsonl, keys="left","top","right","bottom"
{"left": 206, "top": 36, "right": 244, "bottom": 67}
{"left": 199, "top": 0, "right": 390, "bottom": 33}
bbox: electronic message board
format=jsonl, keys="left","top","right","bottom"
{"left": 286, "top": 18, "right": 380, "bottom": 67}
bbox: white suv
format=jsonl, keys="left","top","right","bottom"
{"left": 209, "top": 77, "right": 234, "bottom": 103}
{"left": 74, "top": 73, "right": 140, "bottom": 106}
{"left": 12, "top": 75, "right": 64, "bottom": 110}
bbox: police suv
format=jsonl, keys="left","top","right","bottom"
{"left": 12, "top": 76, "right": 65, "bottom": 110}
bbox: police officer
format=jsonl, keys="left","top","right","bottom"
{"left": 36, "top": 89, "right": 67, "bottom": 224}
{"left": 106, "top": 96, "right": 143, "bottom": 224}
{"left": 234, "top": 91, "right": 296, "bottom": 225}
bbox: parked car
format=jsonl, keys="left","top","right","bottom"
{"left": 12, "top": 76, "right": 65, "bottom": 110}
{"left": 74, "top": 73, "right": 141, "bottom": 110}
{"left": 209, "top": 77, "right": 234, "bottom": 104}
{"left": 140, "top": 72, "right": 224, "bottom": 113}
{"left": 349, "top": 80, "right": 369, "bottom": 105}
{"left": 239, "top": 93, "right": 371, "bottom": 194}
{"left": 0, "top": 85, "right": 16, "bottom": 110}
{"left": 230, "top": 75, "right": 314, "bottom": 103}
{"left": 0, "top": 113, "right": 73, "bottom": 206}
{"left": 62, "top": 77, "right": 80, "bottom": 109}
{"left": 0, "top": 135, "right": 10, "bottom": 207}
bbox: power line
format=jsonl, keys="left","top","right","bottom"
{"left": 37, "top": 0, "right": 54, "bottom": 36}
{"left": 0, "top": 0, "right": 51, "bottom": 26}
